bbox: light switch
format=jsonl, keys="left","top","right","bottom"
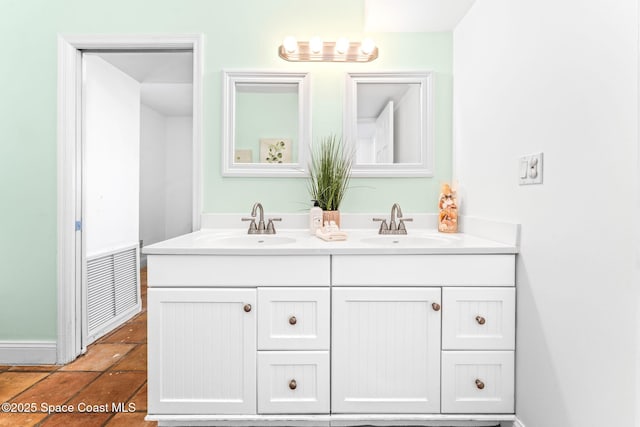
{"left": 519, "top": 160, "right": 529, "bottom": 179}
{"left": 519, "top": 153, "right": 543, "bottom": 185}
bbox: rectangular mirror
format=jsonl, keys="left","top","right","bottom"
{"left": 344, "top": 71, "right": 434, "bottom": 177}
{"left": 222, "top": 70, "right": 310, "bottom": 176}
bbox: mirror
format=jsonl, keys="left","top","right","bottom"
{"left": 222, "top": 71, "right": 310, "bottom": 176}
{"left": 344, "top": 71, "right": 434, "bottom": 177}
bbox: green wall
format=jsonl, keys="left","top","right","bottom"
{"left": 0, "top": 0, "right": 451, "bottom": 341}
{"left": 235, "top": 89, "right": 299, "bottom": 163}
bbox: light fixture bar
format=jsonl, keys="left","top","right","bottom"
{"left": 279, "top": 41, "right": 379, "bottom": 63}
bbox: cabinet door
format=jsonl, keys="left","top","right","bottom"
{"left": 332, "top": 287, "right": 441, "bottom": 413}
{"left": 148, "top": 288, "right": 256, "bottom": 415}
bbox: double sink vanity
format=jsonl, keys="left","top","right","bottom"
{"left": 143, "top": 209, "right": 519, "bottom": 427}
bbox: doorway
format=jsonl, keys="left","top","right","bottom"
{"left": 57, "top": 35, "right": 203, "bottom": 363}
{"left": 82, "top": 50, "right": 194, "bottom": 346}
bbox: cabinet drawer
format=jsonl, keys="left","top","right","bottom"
{"left": 258, "top": 288, "right": 330, "bottom": 350}
{"left": 257, "top": 351, "right": 329, "bottom": 414}
{"left": 442, "top": 288, "right": 515, "bottom": 350}
{"left": 441, "top": 351, "right": 514, "bottom": 414}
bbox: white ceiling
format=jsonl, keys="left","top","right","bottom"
{"left": 95, "top": 51, "right": 193, "bottom": 116}
{"left": 358, "top": 83, "right": 412, "bottom": 118}
{"left": 95, "top": 51, "right": 193, "bottom": 83}
{"left": 365, "top": 0, "right": 476, "bottom": 32}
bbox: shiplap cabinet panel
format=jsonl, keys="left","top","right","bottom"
{"left": 148, "top": 288, "right": 257, "bottom": 414}
{"left": 332, "top": 287, "right": 441, "bottom": 413}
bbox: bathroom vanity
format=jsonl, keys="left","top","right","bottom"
{"left": 144, "top": 225, "right": 517, "bottom": 426}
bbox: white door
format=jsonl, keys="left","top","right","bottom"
{"left": 332, "top": 287, "right": 441, "bottom": 413}
{"left": 374, "top": 100, "right": 394, "bottom": 163}
{"left": 148, "top": 288, "right": 257, "bottom": 415}
{"left": 82, "top": 53, "right": 141, "bottom": 346}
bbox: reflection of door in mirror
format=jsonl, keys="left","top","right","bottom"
{"left": 357, "top": 100, "right": 394, "bottom": 164}
{"left": 374, "top": 101, "right": 394, "bottom": 163}
{"left": 355, "top": 82, "right": 421, "bottom": 164}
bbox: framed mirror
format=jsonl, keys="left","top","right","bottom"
{"left": 344, "top": 71, "right": 434, "bottom": 177}
{"left": 222, "top": 70, "right": 310, "bottom": 176}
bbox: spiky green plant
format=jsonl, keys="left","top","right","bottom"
{"left": 308, "top": 135, "right": 353, "bottom": 211}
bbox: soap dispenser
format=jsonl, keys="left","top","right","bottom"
{"left": 309, "top": 200, "right": 323, "bottom": 234}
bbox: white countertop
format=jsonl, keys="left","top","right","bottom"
{"left": 142, "top": 228, "right": 517, "bottom": 256}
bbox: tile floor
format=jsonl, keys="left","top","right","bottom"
{"left": 0, "top": 268, "right": 156, "bottom": 427}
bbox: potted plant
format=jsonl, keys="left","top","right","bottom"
{"left": 308, "top": 135, "right": 353, "bottom": 227}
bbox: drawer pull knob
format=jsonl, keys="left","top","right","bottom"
{"left": 289, "top": 316, "right": 297, "bottom": 325}
{"left": 243, "top": 304, "right": 252, "bottom": 313}
{"left": 476, "top": 315, "right": 486, "bottom": 325}
{"left": 475, "top": 379, "right": 485, "bottom": 390}
{"left": 289, "top": 379, "right": 297, "bottom": 390}
{"left": 432, "top": 302, "right": 441, "bottom": 311}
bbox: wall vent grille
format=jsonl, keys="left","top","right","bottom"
{"left": 87, "top": 247, "right": 139, "bottom": 339}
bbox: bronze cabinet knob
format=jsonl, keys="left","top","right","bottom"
{"left": 289, "top": 316, "right": 297, "bottom": 325}
{"left": 476, "top": 315, "right": 486, "bottom": 325}
{"left": 289, "top": 379, "right": 297, "bottom": 390}
{"left": 243, "top": 304, "right": 252, "bottom": 313}
{"left": 432, "top": 302, "right": 441, "bottom": 311}
{"left": 475, "top": 379, "right": 485, "bottom": 390}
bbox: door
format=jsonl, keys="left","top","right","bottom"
{"left": 374, "top": 100, "right": 394, "bottom": 163}
{"left": 332, "top": 287, "right": 441, "bottom": 413}
{"left": 82, "top": 53, "right": 141, "bottom": 346}
{"left": 148, "top": 288, "right": 257, "bottom": 414}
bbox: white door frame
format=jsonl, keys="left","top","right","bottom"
{"left": 56, "top": 34, "right": 203, "bottom": 364}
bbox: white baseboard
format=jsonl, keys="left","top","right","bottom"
{"left": 512, "top": 417, "right": 526, "bottom": 427}
{"left": 0, "top": 341, "right": 57, "bottom": 365}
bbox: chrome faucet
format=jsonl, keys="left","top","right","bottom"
{"left": 242, "top": 202, "right": 281, "bottom": 234}
{"left": 373, "top": 203, "right": 413, "bottom": 235}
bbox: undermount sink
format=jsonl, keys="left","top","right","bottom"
{"left": 360, "top": 234, "right": 454, "bottom": 247}
{"left": 214, "top": 235, "right": 297, "bottom": 246}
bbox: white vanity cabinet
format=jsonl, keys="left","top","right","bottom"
{"left": 146, "top": 245, "right": 517, "bottom": 426}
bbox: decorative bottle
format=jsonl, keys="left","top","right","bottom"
{"left": 438, "top": 183, "right": 458, "bottom": 233}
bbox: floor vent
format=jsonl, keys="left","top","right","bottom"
{"left": 86, "top": 246, "right": 139, "bottom": 342}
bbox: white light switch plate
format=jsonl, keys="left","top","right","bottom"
{"left": 519, "top": 152, "right": 543, "bottom": 185}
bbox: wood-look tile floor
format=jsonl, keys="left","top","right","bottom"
{"left": 0, "top": 268, "right": 156, "bottom": 427}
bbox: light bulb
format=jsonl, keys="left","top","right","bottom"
{"left": 283, "top": 36, "right": 298, "bottom": 54}
{"left": 335, "top": 37, "right": 349, "bottom": 54}
{"left": 309, "top": 37, "right": 323, "bottom": 54}
{"left": 360, "top": 38, "right": 375, "bottom": 55}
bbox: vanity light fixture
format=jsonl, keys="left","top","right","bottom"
{"left": 278, "top": 36, "right": 378, "bottom": 62}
